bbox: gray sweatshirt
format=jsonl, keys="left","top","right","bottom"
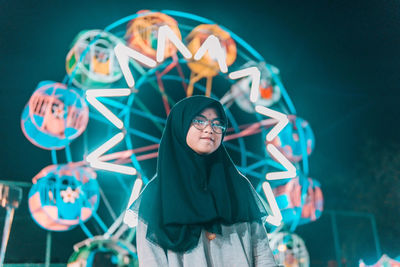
{"left": 136, "top": 219, "right": 278, "bottom": 266}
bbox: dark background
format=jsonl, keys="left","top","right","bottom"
{"left": 1, "top": 0, "right": 399, "bottom": 265}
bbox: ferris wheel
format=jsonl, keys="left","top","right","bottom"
{"left": 20, "top": 9, "right": 321, "bottom": 266}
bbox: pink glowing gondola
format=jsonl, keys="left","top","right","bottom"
{"left": 28, "top": 164, "right": 99, "bottom": 231}
{"left": 273, "top": 176, "right": 323, "bottom": 226}
{"left": 269, "top": 116, "right": 315, "bottom": 163}
{"left": 21, "top": 81, "right": 88, "bottom": 150}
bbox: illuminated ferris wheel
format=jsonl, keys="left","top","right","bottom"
{"left": 21, "top": 9, "right": 322, "bottom": 266}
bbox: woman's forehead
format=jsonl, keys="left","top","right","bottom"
{"left": 198, "top": 107, "right": 220, "bottom": 119}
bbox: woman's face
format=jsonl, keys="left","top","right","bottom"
{"left": 186, "top": 107, "right": 224, "bottom": 155}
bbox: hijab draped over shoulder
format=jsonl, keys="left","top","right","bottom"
{"left": 129, "top": 96, "right": 269, "bottom": 253}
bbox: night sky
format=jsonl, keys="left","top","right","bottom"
{"left": 1, "top": 0, "right": 399, "bottom": 266}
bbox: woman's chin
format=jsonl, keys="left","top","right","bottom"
{"left": 195, "top": 147, "right": 214, "bottom": 155}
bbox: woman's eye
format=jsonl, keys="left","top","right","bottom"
{"left": 212, "top": 120, "right": 224, "bottom": 126}
{"left": 194, "top": 119, "right": 206, "bottom": 124}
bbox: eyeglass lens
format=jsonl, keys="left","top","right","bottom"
{"left": 192, "top": 116, "right": 226, "bottom": 133}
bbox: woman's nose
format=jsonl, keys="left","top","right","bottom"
{"left": 203, "top": 123, "right": 213, "bottom": 133}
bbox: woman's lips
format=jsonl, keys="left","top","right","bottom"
{"left": 200, "top": 137, "right": 214, "bottom": 142}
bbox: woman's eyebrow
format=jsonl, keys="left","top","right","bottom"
{"left": 196, "top": 114, "right": 223, "bottom": 121}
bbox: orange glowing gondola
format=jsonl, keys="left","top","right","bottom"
{"left": 186, "top": 24, "right": 237, "bottom": 97}
{"left": 125, "top": 10, "right": 182, "bottom": 62}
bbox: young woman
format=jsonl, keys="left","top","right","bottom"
{"left": 129, "top": 96, "right": 277, "bottom": 266}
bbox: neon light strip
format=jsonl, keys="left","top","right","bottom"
{"left": 86, "top": 89, "right": 131, "bottom": 129}
{"left": 89, "top": 161, "right": 137, "bottom": 175}
{"left": 123, "top": 178, "right": 144, "bottom": 228}
{"left": 194, "top": 35, "right": 228, "bottom": 73}
{"left": 103, "top": 213, "right": 124, "bottom": 239}
{"left": 86, "top": 89, "right": 132, "bottom": 97}
{"left": 262, "top": 181, "right": 283, "bottom": 226}
{"left": 87, "top": 132, "right": 125, "bottom": 161}
{"left": 86, "top": 132, "right": 137, "bottom": 175}
{"left": 254, "top": 105, "right": 289, "bottom": 142}
{"left": 266, "top": 144, "right": 297, "bottom": 180}
{"left": 228, "top": 67, "right": 261, "bottom": 102}
{"left": 156, "top": 25, "right": 192, "bottom": 62}
{"left": 86, "top": 96, "right": 124, "bottom": 129}
{"left": 127, "top": 178, "right": 143, "bottom": 208}
{"left": 123, "top": 209, "right": 138, "bottom": 228}
{"left": 114, "top": 43, "right": 157, "bottom": 88}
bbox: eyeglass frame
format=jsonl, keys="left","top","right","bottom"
{"left": 191, "top": 115, "right": 227, "bottom": 134}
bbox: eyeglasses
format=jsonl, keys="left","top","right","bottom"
{"left": 191, "top": 115, "right": 226, "bottom": 134}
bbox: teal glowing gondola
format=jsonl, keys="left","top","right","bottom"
{"left": 66, "top": 30, "right": 123, "bottom": 89}
{"left": 68, "top": 237, "right": 139, "bottom": 267}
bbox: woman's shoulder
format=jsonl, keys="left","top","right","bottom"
{"left": 138, "top": 175, "right": 158, "bottom": 199}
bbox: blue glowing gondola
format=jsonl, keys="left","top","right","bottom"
{"left": 28, "top": 164, "right": 99, "bottom": 231}
{"left": 270, "top": 116, "right": 315, "bottom": 163}
{"left": 273, "top": 175, "right": 323, "bottom": 226}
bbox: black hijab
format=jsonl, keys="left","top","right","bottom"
{"left": 129, "top": 96, "right": 269, "bottom": 253}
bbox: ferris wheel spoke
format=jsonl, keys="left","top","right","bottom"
{"left": 172, "top": 53, "right": 188, "bottom": 94}
{"left": 79, "top": 221, "right": 93, "bottom": 238}
{"left": 295, "top": 119, "right": 310, "bottom": 176}
{"left": 156, "top": 71, "right": 171, "bottom": 116}
{"left": 264, "top": 64, "right": 296, "bottom": 115}
{"left": 89, "top": 96, "right": 166, "bottom": 132}
{"left": 133, "top": 58, "right": 177, "bottom": 107}
{"left": 51, "top": 149, "right": 58, "bottom": 165}
{"left": 130, "top": 58, "right": 168, "bottom": 100}
{"left": 91, "top": 212, "right": 108, "bottom": 233}
{"left": 246, "top": 159, "right": 270, "bottom": 171}
{"left": 132, "top": 97, "right": 165, "bottom": 132}
{"left": 98, "top": 186, "right": 117, "bottom": 221}
{"left": 126, "top": 127, "right": 161, "bottom": 143}
{"left": 205, "top": 77, "right": 213, "bottom": 97}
